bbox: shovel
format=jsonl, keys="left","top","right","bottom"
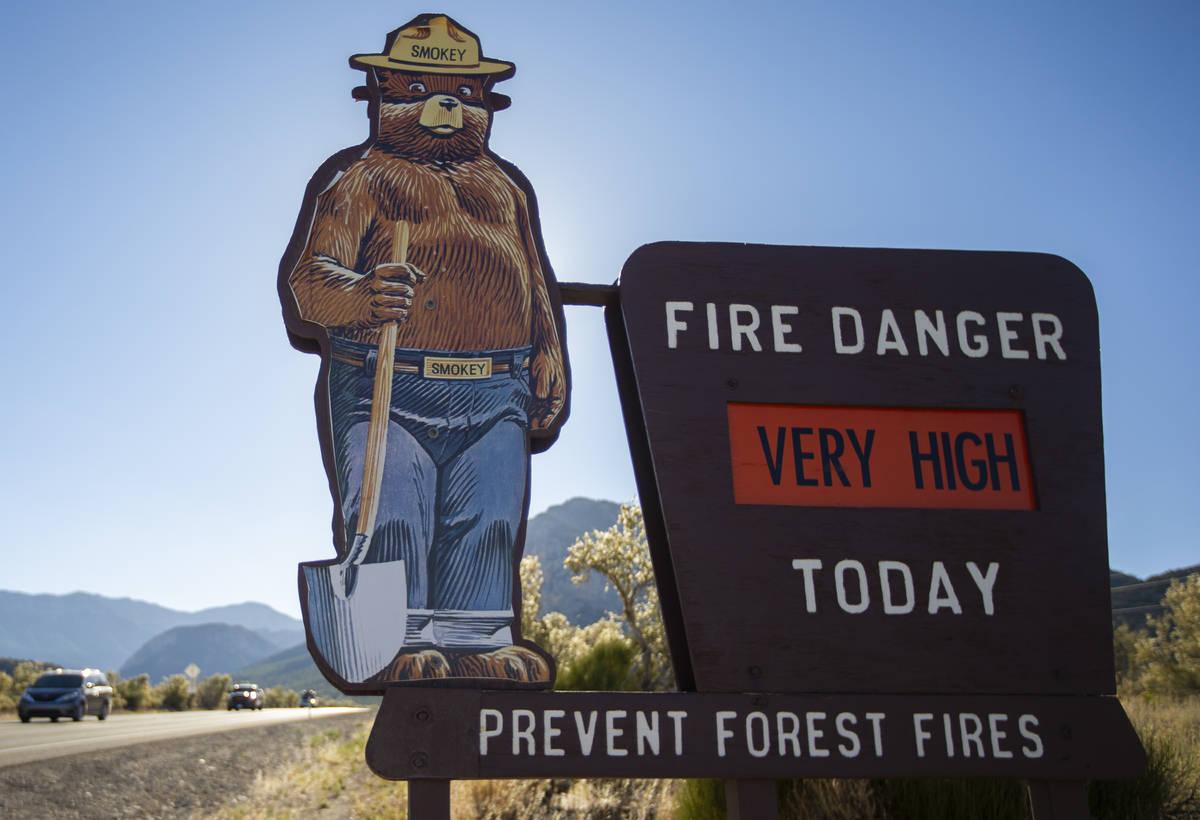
{"left": 302, "top": 221, "right": 411, "bottom": 684}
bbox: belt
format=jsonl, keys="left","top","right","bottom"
{"left": 332, "top": 349, "right": 530, "bottom": 377}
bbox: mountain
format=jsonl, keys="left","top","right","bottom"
{"left": 0, "top": 498, "right": 617, "bottom": 676}
{"left": 523, "top": 497, "right": 623, "bottom": 625}
{"left": 119, "top": 623, "right": 279, "bottom": 683}
{"left": 231, "top": 643, "right": 376, "bottom": 704}
{"left": 0, "top": 590, "right": 303, "bottom": 672}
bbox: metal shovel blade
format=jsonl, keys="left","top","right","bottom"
{"left": 302, "top": 558, "right": 408, "bottom": 684}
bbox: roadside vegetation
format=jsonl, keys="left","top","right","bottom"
{"left": 519, "top": 507, "right": 1200, "bottom": 819}
{"left": 0, "top": 660, "right": 351, "bottom": 715}
{"left": 5, "top": 509, "right": 1196, "bottom": 818}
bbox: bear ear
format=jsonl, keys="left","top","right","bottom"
{"left": 488, "top": 91, "right": 511, "bottom": 111}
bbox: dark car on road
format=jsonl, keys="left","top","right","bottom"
{"left": 18, "top": 668, "right": 112, "bottom": 722}
{"left": 227, "top": 682, "right": 263, "bottom": 710}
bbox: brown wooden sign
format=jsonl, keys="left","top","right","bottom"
{"left": 617, "top": 242, "right": 1116, "bottom": 698}
{"left": 366, "top": 689, "right": 1141, "bottom": 781}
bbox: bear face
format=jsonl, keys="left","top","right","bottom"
{"left": 373, "top": 69, "right": 493, "bottom": 162}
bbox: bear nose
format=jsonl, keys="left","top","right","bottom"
{"left": 439, "top": 97, "right": 458, "bottom": 111}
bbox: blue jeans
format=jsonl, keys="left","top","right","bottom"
{"left": 328, "top": 338, "right": 532, "bottom": 649}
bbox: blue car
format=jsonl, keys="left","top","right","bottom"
{"left": 18, "top": 668, "right": 113, "bottom": 722}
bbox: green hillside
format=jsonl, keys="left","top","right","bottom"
{"left": 232, "top": 644, "right": 378, "bottom": 705}
{"left": 120, "top": 623, "right": 279, "bottom": 683}
{"left": 0, "top": 591, "right": 302, "bottom": 672}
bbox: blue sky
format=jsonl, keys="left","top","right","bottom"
{"left": 0, "top": 0, "right": 1195, "bottom": 618}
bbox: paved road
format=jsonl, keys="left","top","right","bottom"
{"left": 0, "top": 707, "right": 368, "bottom": 768}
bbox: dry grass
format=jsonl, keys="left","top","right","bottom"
{"left": 454, "top": 777, "right": 676, "bottom": 819}
{"left": 193, "top": 715, "right": 679, "bottom": 819}
{"left": 1093, "top": 694, "right": 1200, "bottom": 820}
{"left": 1121, "top": 693, "right": 1200, "bottom": 747}
{"left": 193, "top": 717, "right": 409, "bottom": 819}
{"left": 193, "top": 696, "right": 1200, "bottom": 819}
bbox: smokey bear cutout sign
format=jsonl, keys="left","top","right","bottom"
{"left": 279, "top": 14, "right": 569, "bottom": 693}
{"left": 279, "top": 15, "right": 1143, "bottom": 820}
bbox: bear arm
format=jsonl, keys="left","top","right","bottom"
{"left": 288, "top": 187, "right": 377, "bottom": 329}
{"left": 517, "top": 194, "right": 567, "bottom": 429}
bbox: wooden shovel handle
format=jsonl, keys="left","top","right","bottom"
{"left": 356, "top": 221, "right": 409, "bottom": 540}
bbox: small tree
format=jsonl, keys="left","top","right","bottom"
{"left": 1135, "top": 575, "right": 1200, "bottom": 695}
{"left": 0, "top": 671, "right": 15, "bottom": 711}
{"left": 555, "top": 639, "right": 636, "bottom": 691}
{"left": 155, "top": 675, "right": 193, "bottom": 711}
{"left": 263, "top": 685, "right": 299, "bottom": 708}
{"left": 117, "top": 674, "right": 152, "bottom": 711}
{"left": 519, "top": 553, "right": 546, "bottom": 645}
{"left": 196, "top": 674, "right": 232, "bottom": 710}
{"left": 520, "top": 555, "right": 633, "bottom": 686}
{"left": 1113, "top": 623, "right": 1140, "bottom": 693}
{"left": 565, "top": 504, "right": 674, "bottom": 691}
{"left": 105, "top": 671, "right": 126, "bottom": 710}
{"left": 12, "top": 661, "right": 50, "bottom": 692}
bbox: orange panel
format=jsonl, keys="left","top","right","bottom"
{"left": 728, "top": 403, "right": 1036, "bottom": 510}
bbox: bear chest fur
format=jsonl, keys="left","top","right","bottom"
{"left": 349, "top": 153, "right": 535, "bottom": 350}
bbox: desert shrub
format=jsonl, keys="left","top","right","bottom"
{"left": 264, "top": 685, "right": 299, "bottom": 708}
{"left": 117, "top": 673, "right": 152, "bottom": 711}
{"left": 104, "top": 670, "right": 126, "bottom": 710}
{"left": 0, "top": 672, "right": 15, "bottom": 711}
{"left": 0, "top": 662, "right": 54, "bottom": 713}
{"left": 875, "top": 778, "right": 1027, "bottom": 819}
{"left": 554, "top": 639, "right": 635, "bottom": 691}
{"left": 565, "top": 504, "right": 674, "bottom": 691}
{"left": 1089, "top": 732, "right": 1183, "bottom": 819}
{"left": 518, "top": 505, "right": 674, "bottom": 694}
{"left": 780, "top": 779, "right": 888, "bottom": 818}
{"left": 676, "top": 778, "right": 1019, "bottom": 820}
{"left": 1113, "top": 623, "right": 1141, "bottom": 692}
{"left": 1091, "top": 696, "right": 1200, "bottom": 820}
{"left": 155, "top": 674, "right": 193, "bottom": 711}
{"left": 11, "top": 661, "right": 50, "bottom": 691}
{"left": 1133, "top": 576, "right": 1200, "bottom": 695}
{"left": 196, "top": 674, "right": 232, "bottom": 709}
{"left": 674, "top": 779, "right": 726, "bottom": 820}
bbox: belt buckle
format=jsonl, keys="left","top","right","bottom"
{"left": 422, "top": 356, "right": 493, "bottom": 380}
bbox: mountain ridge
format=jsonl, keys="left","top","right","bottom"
{"left": 0, "top": 590, "right": 303, "bottom": 672}
{"left": 119, "top": 623, "right": 280, "bottom": 683}
{"left": 0, "top": 497, "right": 623, "bottom": 676}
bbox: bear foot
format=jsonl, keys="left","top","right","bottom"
{"left": 451, "top": 646, "right": 551, "bottom": 684}
{"left": 374, "top": 649, "right": 451, "bottom": 682}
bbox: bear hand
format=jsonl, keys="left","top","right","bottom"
{"left": 529, "top": 352, "right": 566, "bottom": 431}
{"left": 363, "top": 262, "right": 426, "bottom": 325}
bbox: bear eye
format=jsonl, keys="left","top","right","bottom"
{"left": 407, "top": 81, "right": 427, "bottom": 93}
{"left": 457, "top": 84, "right": 473, "bottom": 97}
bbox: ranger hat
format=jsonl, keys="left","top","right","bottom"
{"left": 350, "top": 14, "right": 515, "bottom": 77}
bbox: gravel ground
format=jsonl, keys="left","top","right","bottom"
{"left": 0, "top": 711, "right": 368, "bottom": 819}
